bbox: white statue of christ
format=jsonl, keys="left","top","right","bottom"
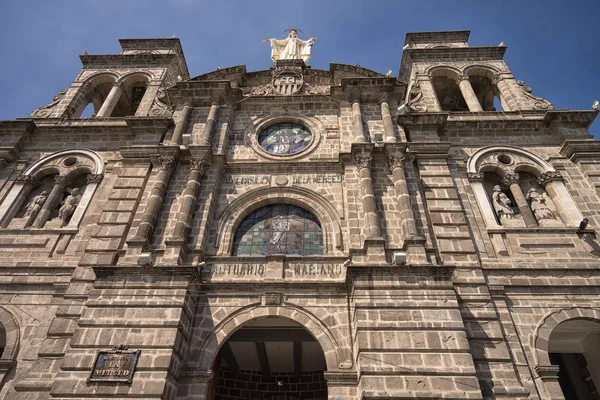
{"left": 263, "top": 29, "right": 317, "bottom": 63}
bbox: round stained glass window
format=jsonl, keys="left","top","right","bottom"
{"left": 258, "top": 123, "right": 312, "bottom": 155}
{"left": 232, "top": 204, "right": 323, "bottom": 256}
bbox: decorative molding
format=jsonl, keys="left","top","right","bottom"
{"left": 407, "top": 81, "right": 427, "bottom": 112}
{"left": 517, "top": 80, "right": 554, "bottom": 110}
{"left": 30, "top": 88, "right": 67, "bottom": 118}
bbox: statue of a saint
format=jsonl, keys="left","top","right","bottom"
{"left": 263, "top": 29, "right": 316, "bottom": 63}
{"left": 58, "top": 188, "right": 82, "bottom": 227}
{"left": 24, "top": 191, "right": 48, "bottom": 227}
{"left": 492, "top": 185, "right": 515, "bottom": 220}
{"left": 527, "top": 188, "right": 555, "bottom": 221}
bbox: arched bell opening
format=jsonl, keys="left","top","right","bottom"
{"left": 548, "top": 319, "right": 600, "bottom": 399}
{"left": 208, "top": 317, "right": 328, "bottom": 400}
{"left": 431, "top": 76, "right": 468, "bottom": 112}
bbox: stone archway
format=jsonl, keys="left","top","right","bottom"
{"left": 533, "top": 307, "right": 600, "bottom": 399}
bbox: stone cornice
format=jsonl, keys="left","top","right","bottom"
{"left": 397, "top": 112, "right": 448, "bottom": 129}
{"left": 408, "top": 141, "right": 451, "bottom": 156}
{"left": 543, "top": 110, "right": 598, "bottom": 129}
{"left": 80, "top": 53, "right": 179, "bottom": 68}
{"left": 167, "top": 80, "right": 242, "bottom": 106}
{"left": 560, "top": 139, "right": 600, "bottom": 161}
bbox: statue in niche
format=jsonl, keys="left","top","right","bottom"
{"left": 263, "top": 29, "right": 317, "bottom": 63}
{"left": 527, "top": 188, "right": 555, "bottom": 221}
{"left": 24, "top": 191, "right": 48, "bottom": 227}
{"left": 58, "top": 188, "right": 82, "bottom": 227}
{"left": 492, "top": 185, "right": 515, "bottom": 220}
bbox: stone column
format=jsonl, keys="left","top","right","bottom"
{"left": 0, "top": 175, "right": 37, "bottom": 227}
{"left": 492, "top": 74, "right": 512, "bottom": 111}
{"left": 352, "top": 95, "right": 367, "bottom": 143}
{"left": 502, "top": 173, "right": 537, "bottom": 227}
{"left": 356, "top": 153, "right": 381, "bottom": 238}
{"left": 170, "top": 104, "right": 192, "bottom": 145}
{"left": 457, "top": 75, "right": 483, "bottom": 112}
{"left": 131, "top": 157, "right": 176, "bottom": 243}
{"left": 170, "top": 159, "right": 207, "bottom": 242}
{"left": 380, "top": 97, "right": 398, "bottom": 143}
{"left": 538, "top": 171, "right": 584, "bottom": 227}
{"left": 199, "top": 104, "right": 220, "bottom": 146}
{"left": 388, "top": 154, "right": 418, "bottom": 237}
{"left": 33, "top": 175, "right": 69, "bottom": 228}
{"left": 96, "top": 82, "right": 123, "bottom": 118}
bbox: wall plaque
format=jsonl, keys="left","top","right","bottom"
{"left": 88, "top": 345, "right": 140, "bottom": 383}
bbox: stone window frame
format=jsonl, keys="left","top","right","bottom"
{"left": 248, "top": 113, "right": 323, "bottom": 161}
{"left": 466, "top": 145, "right": 584, "bottom": 230}
{"left": 0, "top": 149, "right": 104, "bottom": 229}
{"left": 215, "top": 186, "right": 343, "bottom": 256}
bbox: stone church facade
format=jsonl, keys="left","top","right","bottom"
{"left": 0, "top": 30, "right": 598, "bottom": 399}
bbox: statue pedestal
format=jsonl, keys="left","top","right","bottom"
{"left": 273, "top": 59, "right": 306, "bottom": 70}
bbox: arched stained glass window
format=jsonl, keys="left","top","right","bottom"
{"left": 232, "top": 204, "right": 323, "bottom": 256}
{"left": 258, "top": 123, "right": 312, "bottom": 155}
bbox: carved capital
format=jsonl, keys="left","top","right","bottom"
{"left": 355, "top": 154, "right": 372, "bottom": 171}
{"left": 501, "top": 173, "right": 520, "bottom": 186}
{"left": 15, "top": 174, "right": 37, "bottom": 185}
{"left": 54, "top": 175, "right": 71, "bottom": 186}
{"left": 152, "top": 157, "right": 176, "bottom": 173}
{"left": 190, "top": 159, "right": 208, "bottom": 175}
{"left": 467, "top": 172, "right": 485, "bottom": 182}
{"left": 537, "top": 171, "right": 563, "bottom": 186}
{"left": 379, "top": 92, "right": 389, "bottom": 104}
{"left": 456, "top": 74, "right": 470, "bottom": 83}
{"left": 349, "top": 91, "right": 361, "bottom": 104}
{"left": 492, "top": 73, "right": 504, "bottom": 85}
{"left": 387, "top": 154, "right": 406, "bottom": 171}
{"left": 86, "top": 174, "right": 103, "bottom": 184}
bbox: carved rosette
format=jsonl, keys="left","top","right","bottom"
{"left": 501, "top": 173, "right": 520, "bottom": 186}
{"left": 265, "top": 292, "right": 283, "bottom": 305}
{"left": 387, "top": 154, "right": 406, "bottom": 171}
{"left": 86, "top": 174, "right": 104, "bottom": 184}
{"left": 467, "top": 172, "right": 485, "bottom": 182}
{"left": 537, "top": 171, "right": 563, "bottom": 186}
{"left": 355, "top": 154, "right": 372, "bottom": 171}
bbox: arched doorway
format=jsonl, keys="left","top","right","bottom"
{"left": 208, "top": 317, "right": 327, "bottom": 400}
{"left": 548, "top": 319, "right": 600, "bottom": 399}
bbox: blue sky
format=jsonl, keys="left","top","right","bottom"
{"left": 1, "top": 0, "right": 599, "bottom": 136}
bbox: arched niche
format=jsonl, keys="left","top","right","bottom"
{"left": 467, "top": 146, "right": 583, "bottom": 229}
{"left": 0, "top": 307, "right": 20, "bottom": 388}
{"left": 215, "top": 186, "right": 343, "bottom": 255}
{"left": 0, "top": 149, "right": 104, "bottom": 229}
{"left": 427, "top": 66, "right": 468, "bottom": 112}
